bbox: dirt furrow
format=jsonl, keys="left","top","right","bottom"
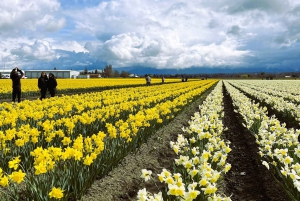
{"left": 222, "top": 83, "right": 290, "bottom": 201}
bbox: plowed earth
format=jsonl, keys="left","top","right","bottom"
{"left": 77, "top": 83, "right": 291, "bottom": 201}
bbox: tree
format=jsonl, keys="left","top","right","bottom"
{"left": 104, "top": 64, "right": 113, "bottom": 77}
{"left": 120, "top": 70, "right": 130, "bottom": 77}
{"left": 95, "top": 69, "right": 98, "bottom": 74}
{"left": 54, "top": 67, "right": 57, "bottom": 70}
{"left": 292, "top": 74, "right": 297, "bottom": 79}
{"left": 84, "top": 67, "right": 88, "bottom": 75}
{"left": 113, "top": 70, "right": 119, "bottom": 77}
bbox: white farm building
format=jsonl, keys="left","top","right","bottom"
{"left": 1, "top": 69, "right": 80, "bottom": 79}
{"left": 25, "top": 70, "right": 80, "bottom": 79}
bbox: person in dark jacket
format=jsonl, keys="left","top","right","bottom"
{"left": 10, "top": 67, "right": 24, "bottom": 103}
{"left": 48, "top": 73, "right": 57, "bottom": 97}
{"left": 38, "top": 72, "right": 48, "bottom": 100}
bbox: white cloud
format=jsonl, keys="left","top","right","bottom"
{"left": 0, "top": 0, "right": 62, "bottom": 35}
{"left": 39, "top": 15, "right": 66, "bottom": 32}
{"left": 97, "top": 32, "right": 249, "bottom": 68}
{"left": 11, "top": 40, "right": 56, "bottom": 61}
{"left": 53, "top": 41, "right": 88, "bottom": 53}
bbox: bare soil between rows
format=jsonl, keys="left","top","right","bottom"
{"left": 222, "top": 84, "right": 290, "bottom": 201}
{"left": 77, "top": 83, "right": 291, "bottom": 201}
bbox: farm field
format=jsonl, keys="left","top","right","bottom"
{"left": 81, "top": 80, "right": 294, "bottom": 201}
{"left": 0, "top": 78, "right": 184, "bottom": 101}
{"left": 0, "top": 79, "right": 217, "bottom": 200}
{"left": 0, "top": 79, "right": 299, "bottom": 200}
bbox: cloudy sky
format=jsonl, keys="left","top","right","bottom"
{"left": 1, "top": 0, "right": 300, "bottom": 72}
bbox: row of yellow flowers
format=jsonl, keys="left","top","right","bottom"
{"left": 0, "top": 79, "right": 218, "bottom": 200}
{"left": 137, "top": 81, "right": 232, "bottom": 201}
{"left": 224, "top": 80, "right": 300, "bottom": 201}
{"left": 0, "top": 78, "right": 185, "bottom": 99}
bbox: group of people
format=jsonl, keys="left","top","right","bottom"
{"left": 10, "top": 67, "right": 57, "bottom": 102}
{"left": 145, "top": 75, "right": 165, "bottom": 86}
{"left": 38, "top": 71, "right": 57, "bottom": 100}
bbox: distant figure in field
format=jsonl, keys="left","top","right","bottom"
{"left": 161, "top": 76, "right": 165, "bottom": 84}
{"left": 38, "top": 71, "right": 48, "bottom": 100}
{"left": 146, "top": 75, "right": 151, "bottom": 86}
{"left": 10, "top": 67, "right": 24, "bottom": 103}
{"left": 48, "top": 73, "right": 57, "bottom": 97}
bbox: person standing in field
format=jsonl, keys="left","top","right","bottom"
{"left": 38, "top": 71, "right": 48, "bottom": 100}
{"left": 161, "top": 76, "right": 165, "bottom": 84}
{"left": 48, "top": 73, "right": 57, "bottom": 97}
{"left": 10, "top": 67, "right": 24, "bottom": 103}
{"left": 146, "top": 75, "right": 151, "bottom": 86}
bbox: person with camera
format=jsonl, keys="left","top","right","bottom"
{"left": 10, "top": 67, "right": 24, "bottom": 103}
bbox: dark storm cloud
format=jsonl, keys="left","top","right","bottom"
{"left": 226, "top": 0, "right": 289, "bottom": 14}
{"left": 227, "top": 25, "right": 241, "bottom": 36}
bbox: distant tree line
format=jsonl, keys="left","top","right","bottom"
{"left": 221, "top": 72, "right": 300, "bottom": 79}
{"left": 78, "top": 65, "right": 300, "bottom": 80}
{"left": 80, "top": 64, "right": 131, "bottom": 78}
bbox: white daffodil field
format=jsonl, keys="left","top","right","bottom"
{"left": 1, "top": 79, "right": 300, "bottom": 201}
{"left": 137, "top": 80, "right": 300, "bottom": 201}
{"left": 223, "top": 80, "right": 300, "bottom": 201}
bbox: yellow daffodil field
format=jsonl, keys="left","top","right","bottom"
{"left": 0, "top": 78, "right": 182, "bottom": 100}
{"left": 1, "top": 78, "right": 300, "bottom": 201}
{"left": 0, "top": 79, "right": 218, "bottom": 200}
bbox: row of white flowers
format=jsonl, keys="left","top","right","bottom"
{"left": 230, "top": 80, "right": 300, "bottom": 104}
{"left": 233, "top": 80, "right": 300, "bottom": 95}
{"left": 137, "top": 81, "right": 232, "bottom": 201}
{"left": 224, "top": 80, "right": 300, "bottom": 201}
{"left": 227, "top": 80, "right": 300, "bottom": 124}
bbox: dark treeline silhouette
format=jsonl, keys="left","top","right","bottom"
{"left": 70, "top": 65, "right": 300, "bottom": 80}
{"left": 151, "top": 73, "right": 208, "bottom": 79}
